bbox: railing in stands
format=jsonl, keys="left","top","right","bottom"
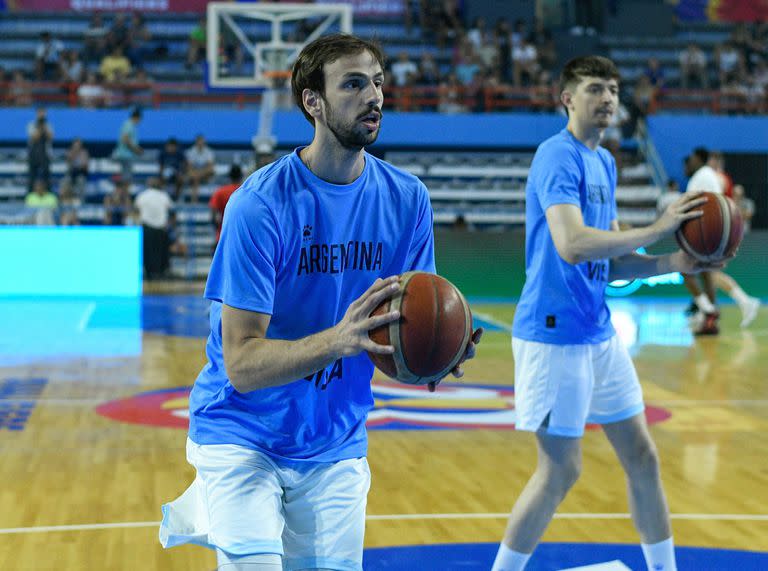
{"left": 1, "top": 81, "right": 766, "bottom": 114}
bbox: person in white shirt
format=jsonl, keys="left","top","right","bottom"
{"left": 682, "top": 148, "right": 760, "bottom": 333}
{"left": 184, "top": 134, "right": 215, "bottom": 203}
{"left": 35, "top": 31, "right": 64, "bottom": 80}
{"left": 390, "top": 51, "right": 418, "bottom": 87}
{"left": 679, "top": 43, "right": 707, "bottom": 89}
{"left": 134, "top": 177, "right": 174, "bottom": 280}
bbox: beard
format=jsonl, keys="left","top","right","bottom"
{"left": 324, "top": 100, "right": 381, "bottom": 150}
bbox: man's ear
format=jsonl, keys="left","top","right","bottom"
{"left": 303, "top": 89, "right": 322, "bottom": 120}
{"left": 560, "top": 90, "right": 572, "bottom": 110}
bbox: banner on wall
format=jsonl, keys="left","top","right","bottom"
{"left": 674, "top": 0, "right": 768, "bottom": 22}
{"left": 6, "top": 0, "right": 208, "bottom": 11}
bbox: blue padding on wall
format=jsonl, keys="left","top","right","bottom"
{"left": 0, "top": 226, "right": 142, "bottom": 297}
{"left": 0, "top": 108, "right": 567, "bottom": 148}
{"left": 647, "top": 114, "right": 768, "bottom": 186}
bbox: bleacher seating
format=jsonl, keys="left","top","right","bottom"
{"left": 0, "top": 142, "right": 662, "bottom": 278}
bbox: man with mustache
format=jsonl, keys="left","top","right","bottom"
{"left": 160, "top": 34, "right": 480, "bottom": 571}
{"left": 491, "top": 56, "right": 722, "bottom": 571}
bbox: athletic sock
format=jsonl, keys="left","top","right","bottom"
{"left": 641, "top": 536, "right": 677, "bottom": 571}
{"left": 729, "top": 284, "right": 749, "bottom": 307}
{"left": 491, "top": 543, "right": 531, "bottom": 571}
{"left": 695, "top": 293, "right": 716, "bottom": 314}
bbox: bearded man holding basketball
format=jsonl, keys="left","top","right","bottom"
{"left": 159, "top": 34, "right": 480, "bottom": 571}
{"left": 490, "top": 56, "right": 723, "bottom": 571}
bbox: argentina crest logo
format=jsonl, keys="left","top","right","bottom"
{"left": 95, "top": 381, "right": 671, "bottom": 430}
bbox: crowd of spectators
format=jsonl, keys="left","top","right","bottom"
{"left": 3, "top": 12, "right": 163, "bottom": 108}
{"left": 2, "top": 8, "right": 767, "bottom": 116}
{"left": 385, "top": 10, "right": 563, "bottom": 113}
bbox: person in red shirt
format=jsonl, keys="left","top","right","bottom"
{"left": 209, "top": 164, "right": 243, "bottom": 248}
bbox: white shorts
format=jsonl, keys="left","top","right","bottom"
{"left": 512, "top": 335, "right": 644, "bottom": 437}
{"left": 159, "top": 438, "right": 371, "bottom": 571}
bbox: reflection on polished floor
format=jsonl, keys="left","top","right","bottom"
{"left": 0, "top": 295, "right": 766, "bottom": 570}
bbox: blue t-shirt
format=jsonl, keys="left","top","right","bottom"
{"left": 189, "top": 148, "right": 436, "bottom": 464}
{"left": 512, "top": 129, "right": 617, "bottom": 345}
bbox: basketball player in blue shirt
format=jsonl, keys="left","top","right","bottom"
{"left": 490, "top": 56, "right": 722, "bottom": 571}
{"left": 159, "top": 34, "right": 480, "bottom": 571}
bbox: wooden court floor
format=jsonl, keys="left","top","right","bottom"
{"left": 0, "top": 293, "right": 766, "bottom": 570}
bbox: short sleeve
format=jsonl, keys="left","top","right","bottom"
{"left": 405, "top": 182, "right": 436, "bottom": 273}
{"left": 204, "top": 191, "right": 282, "bottom": 315}
{"left": 608, "top": 153, "right": 618, "bottom": 221}
{"left": 533, "top": 142, "right": 583, "bottom": 211}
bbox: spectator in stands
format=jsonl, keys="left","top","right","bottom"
{"left": 534, "top": 26, "right": 558, "bottom": 72}
{"left": 103, "top": 177, "right": 134, "bottom": 226}
{"left": 454, "top": 36, "right": 482, "bottom": 87}
{"left": 112, "top": 107, "right": 143, "bottom": 181}
{"left": 83, "top": 13, "right": 109, "bottom": 64}
{"left": 416, "top": 52, "right": 441, "bottom": 87}
{"left": 126, "top": 12, "right": 153, "bottom": 68}
{"left": 467, "top": 17, "right": 486, "bottom": 50}
{"left": 437, "top": 72, "right": 466, "bottom": 113}
{"left": 390, "top": 51, "right": 418, "bottom": 88}
{"left": 66, "top": 137, "right": 90, "bottom": 197}
{"left": 27, "top": 108, "right": 54, "bottom": 194}
{"left": 100, "top": 45, "right": 132, "bottom": 83}
{"left": 59, "top": 50, "right": 84, "bottom": 86}
{"left": 187, "top": 18, "right": 207, "bottom": 68}
{"left": 512, "top": 35, "right": 539, "bottom": 87}
{"left": 643, "top": 57, "right": 665, "bottom": 88}
{"left": 9, "top": 70, "right": 32, "bottom": 107}
{"left": 107, "top": 13, "right": 130, "bottom": 54}
{"left": 715, "top": 41, "right": 745, "bottom": 86}
{"left": 209, "top": 163, "right": 244, "bottom": 248}
{"left": 35, "top": 31, "right": 64, "bottom": 81}
{"left": 77, "top": 72, "right": 107, "bottom": 108}
{"left": 495, "top": 19, "right": 513, "bottom": 84}
{"left": 753, "top": 57, "right": 768, "bottom": 92}
{"left": 679, "top": 43, "right": 708, "bottom": 89}
{"left": 511, "top": 18, "right": 527, "bottom": 49}
{"left": 433, "top": 0, "right": 463, "bottom": 48}
{"left": 159, "top": 137, "right": 187, "bottom": 200}
{"left": 185, "top": 134, "right": 216, "bottom": 203}
{"left": 25, "top": 179, "right": 58, "bottom": 225}
{"left": 135, "top": 176, "right": 174, "bottom": 280}
{"left": 631, "top": 74, "right": 655, "bottom": 120}
{"left": 731, "top": 23, "right": 760, "bottom": 73}
{"left": 57, "top": 178, "right": 81, "bottom": 226}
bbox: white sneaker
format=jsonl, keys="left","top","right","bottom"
{"left": 740, "top": 297, "right": 760, "bottom": 328}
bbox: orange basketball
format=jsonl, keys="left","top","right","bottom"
{"left": 676, "top": 191, "right": 743, "bottom": 262}
{"left": 368, "top": 272, "right": 472, "bottom": 385}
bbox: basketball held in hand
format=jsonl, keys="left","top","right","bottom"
{"left": 368, "top": 272, "right": 473, "bottom": 385}
{"left": 675, "top": 191, "right": 743, "bottom": 262}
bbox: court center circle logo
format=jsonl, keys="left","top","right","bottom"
{"left": 95, "top": 381, "right": 671, "bottom": 430}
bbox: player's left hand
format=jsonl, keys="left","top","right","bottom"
{"left": 672, "top": 249, "right": 731, "bottom": 274}
{"left": 428, "top": 327, "right": 484, "bottom": 393}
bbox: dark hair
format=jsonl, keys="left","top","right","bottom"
{"left": 229, "top": 164, "right": 243, "bottom": 181}
{"left": 291, "top": 33, "right": 385, "bottom": 125}
{"left": 692, "top": 146, "right": 709, "bottom": 164}
{"left": 560, "top": 55, "right": 620, "bottom": 93}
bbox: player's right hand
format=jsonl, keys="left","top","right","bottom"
{"left": 656, "top": 191, "right": 707, "bottom": 235}
{"left": 334, "top": 276, "right": 401, "bottom": 357}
